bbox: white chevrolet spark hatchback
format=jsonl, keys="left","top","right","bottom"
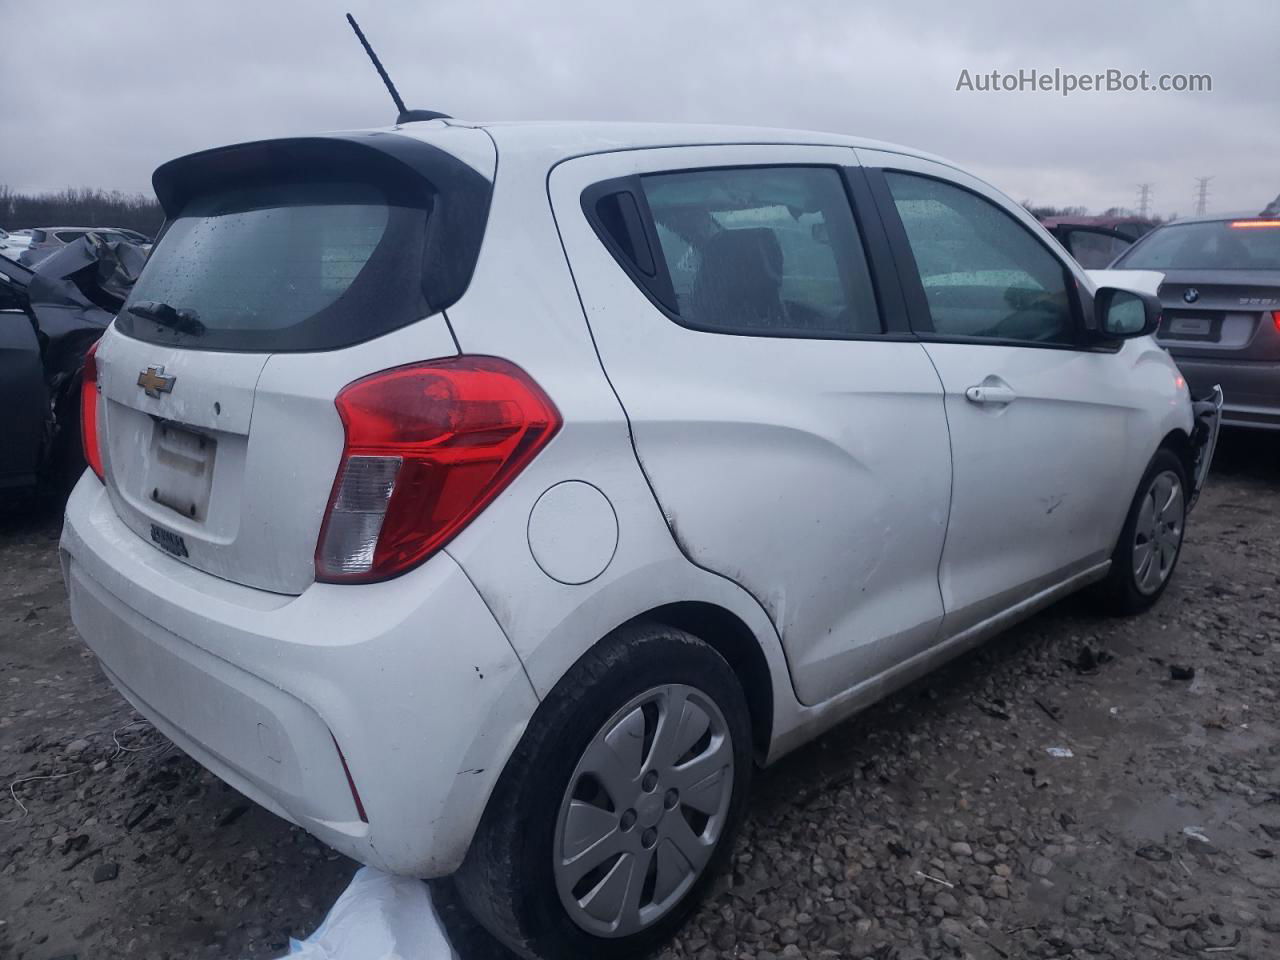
{"left": 62, "top": 120, "right": 1220, "bottom": 958}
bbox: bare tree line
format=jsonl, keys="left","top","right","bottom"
{"left": 0, "top": 185, "right": 163, "bottom": 235}
{"left": 1022, "top": 201, "right": 1174, "bottom": 222}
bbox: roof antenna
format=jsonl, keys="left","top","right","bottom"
{"left": 345, "top": 13, "right": 449, "bottom": 124}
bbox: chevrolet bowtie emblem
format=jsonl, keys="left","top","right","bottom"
{"left": 137, "top": 366, "right": 176, "bottom": 398}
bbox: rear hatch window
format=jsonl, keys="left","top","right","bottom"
{"left": 115, "top": 134, "right": 492, "bottom": 352}
{"left": 121, "top": 180, "right": 417, "bottom": 352}
{"left": 1117, "top": 220, "right": 1280, "bottom": 271}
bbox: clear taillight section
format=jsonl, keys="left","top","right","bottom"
{"left": 80, "top": 340, "right": 105, "bottom": 482}
{"left": 315, "top": 356, "right": 561, "bottom": 584}
{"left": 317, "top": 456, "right": 403, "bottom": 576}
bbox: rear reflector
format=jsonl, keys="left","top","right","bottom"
{"left": 315, "top": 356, "right": 561, "bottom": 583}
{"left": 80, "top": 341, "right": 105, "bottom": 482}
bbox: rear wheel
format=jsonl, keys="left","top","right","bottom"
{"left": 455, "top": 622, "right": 752, "bottom": 960}
{"left": 1098, "top": 448, "right": 1187, "bottom": 615}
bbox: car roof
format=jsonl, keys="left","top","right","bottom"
{"left": 407, "top": 118, "right": 957, "bottom": 168}
{"left": 1040, "top": 215, "right": 1155, "bottom": 229}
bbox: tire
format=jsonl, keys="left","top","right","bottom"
{"left": 1097, "top": 448, "right": 1188, "bottom": 615}
{"left": 455, "top": 622, "right": 753, "bottom": 960}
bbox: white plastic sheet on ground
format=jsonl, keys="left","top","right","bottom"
{"left": 281, "top": 867, "right": 460, "bottom": 960}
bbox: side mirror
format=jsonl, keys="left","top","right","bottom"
{"left": 1093, "top": 286, "right": 1161, "bottom": 340}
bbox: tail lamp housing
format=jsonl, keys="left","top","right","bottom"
{"left": 81, "top": 340, "right": 105, "bottom": 482}
{"left": 315, "top": 356, "right": 561, "bottom": 584}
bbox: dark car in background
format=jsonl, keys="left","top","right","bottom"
{"left": 1, "top": 234, "right": 146, "bottom": 492}
{"left": 1040, "top": 215, "right": 1157, "bottom": 268}
{"left": 1108, "top": 215, "right": 1280, "bottom": 430}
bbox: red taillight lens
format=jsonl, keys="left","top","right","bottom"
{"left": 1273, "top": 310, "right": 1280, "bottom": 333}
{"left": 315, "top": 356, "right": 561, "bottom": 583}
{"left": 80, "top": 340, "right": 105, "bottom": 482}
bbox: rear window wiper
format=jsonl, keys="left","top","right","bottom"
{"left": 126, "top": 300, "right": 206, "bottom": 336}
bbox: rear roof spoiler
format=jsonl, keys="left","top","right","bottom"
{"left": 151, "top": 132, "right": 485, "bottom": 217}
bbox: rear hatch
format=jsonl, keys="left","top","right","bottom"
{"left": 96, "top": 129, "right": 494, "bottom": 594}
{"left": 1155, "top": 270, "right": 1280, "bottom": 361}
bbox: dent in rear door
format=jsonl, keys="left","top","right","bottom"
{"left": 549, "top": 145, "right": 953, "bottom": 706}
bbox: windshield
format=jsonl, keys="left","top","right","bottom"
{"left": 1116, "top": 220, "right": 1280, "bottom": 270}
{"left": 119, "top": 179, "right": 434, "bottom": 352}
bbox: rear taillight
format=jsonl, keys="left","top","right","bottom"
{"left": 80, "top": 340, "right": 105, "bottom": 482}
{"left": 1273, "top": 310, "right": 1280, "bottom": 333}
{"left": 315, "top": 356, "right": 561, "bottom": 584}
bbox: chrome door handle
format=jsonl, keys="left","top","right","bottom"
{"left": 965, "top": 384, "right": 1017, "bottom": 405}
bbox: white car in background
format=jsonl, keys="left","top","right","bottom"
{"left": 17, "top": 226, "right": 149, "bottom": 266}
{"left": 61, "top": 120, "right": 1220, "bottom": 959}
{"left": 0, "top": 227, "right": 34, "bottom": 261}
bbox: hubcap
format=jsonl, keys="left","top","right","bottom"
{"left": 1132, "top": 469, "right": 1184, "bottom": 595}
{"left": 552, "top": 684, "right": 734, "bottom": 938}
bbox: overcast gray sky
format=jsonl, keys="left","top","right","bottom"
{"left": 3, "top": 0, "right": 1276, "bottom": 218}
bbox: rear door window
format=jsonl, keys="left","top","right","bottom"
{"left": 1061, "top": 228, "right": 1133, "bottom": 269}
{"left": 635, "top": 166, "right": 882, "bottom": 337}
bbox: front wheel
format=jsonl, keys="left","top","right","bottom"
{"left": 1097, "top": 448, "right": 1188, "bottom": 615}
{"left": 455, "top": 622, "right": 753, "bottom": 960}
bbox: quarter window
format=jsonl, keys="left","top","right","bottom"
{"left": 885, "top": 173, "right": 1075, "bottom": 345}
{"left": 638, "top": 167, "right": 882, "bottom": 337}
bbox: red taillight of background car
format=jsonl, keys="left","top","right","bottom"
{"left": 80, "top": 340, "right": 105, "bottom": 481}
{"left": 315, "top": 356, "right": 561, "bottom": 584}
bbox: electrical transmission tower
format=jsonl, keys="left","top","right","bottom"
{"left": 1194, "top": 177, "right": 1213, "bottom": 216}
{"left": 1136, "top": 184, "right": 1153, "bottom": 218}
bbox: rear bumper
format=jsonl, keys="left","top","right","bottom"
{"left": 1188, "top": 384, "right": 1223, "bottom": 511}
{"left": 60, "top": 476, "right": 538, "bottom": 877}
{"left": 1174, "top": 356, "right": 1280, "bottom": 430}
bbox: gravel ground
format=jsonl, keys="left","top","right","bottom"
{"left": 2, "top": 430, "right": 1279, "bottom": 960}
